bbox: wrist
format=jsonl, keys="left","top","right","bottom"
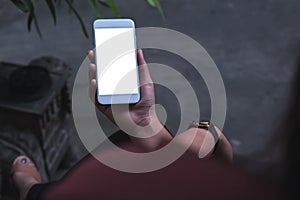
{"left": 130, "top": 116, "right": 172, "bottom": 151}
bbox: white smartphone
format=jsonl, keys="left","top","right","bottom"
{"left": 93, "top": 19, "right": 140, "bottom": 105}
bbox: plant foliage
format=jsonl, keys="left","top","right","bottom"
{"left": 10, "top": 0, "right": 165, "bottom": 38}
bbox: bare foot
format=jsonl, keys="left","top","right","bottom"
{"left": 11, "top": 156, "right": 42, "bottom": 200}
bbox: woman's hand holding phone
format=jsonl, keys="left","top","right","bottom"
{"left": 88, "top": 49, "right": 232, "bottom": 161}
{"left": 88, "top": 49, "right": 172, "bottom": 151}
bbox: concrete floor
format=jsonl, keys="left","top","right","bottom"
{"left": 1, "top": 0, "right": 299, "bottom": 177}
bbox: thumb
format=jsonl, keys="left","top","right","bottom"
{"left": 137, "top": 49, "right": 153, "bottom": 86}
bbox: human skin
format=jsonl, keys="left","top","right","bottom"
{"left": 88, "top": 49, "right": 232, "bottom": 161}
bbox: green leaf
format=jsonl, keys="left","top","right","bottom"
{"left": 27, "top": 11, "right": 34, "bottom": 31}
{"left": 26, "top": 13, "right": 42, "bottom": 38}
{"left": 25, "top": 0, "right": 42, "bottom": 38}
{"left": 108, "top": 0, "right": 121, "bottom": 18}
{"left": 65, "top": 0, "right": 89, "bottom": 38}
{"left": 97, "top": 0, "right": 109, "bottom": 8}
{"left": 146, "top": 0, "right": 166, "bottom": 21}
{"left": 45, "top": 0, "right": 57, "bottom": 24}
{"left": 54, "top": 0, "right": 62, "bottom": 6}
{"left": 11, "top": 0, "right": 29, "bottom": 12}
{"left": 33, "top": 15, "right": 42, "bottom": 38}
{"left": 153, "top": 0, "right": 166, "bottom": 21}
{"left": 146, "top": 0, "right": 156, "bottom": 7}
{"left": 88, "top": 0, "right": 103, "bottom": 18}
{"left": 25, "top": 0, "right": 34, "bottom": 31}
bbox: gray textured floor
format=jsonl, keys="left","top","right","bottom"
{"left": 1, "top": 0, "right": 299, "bottom": 177}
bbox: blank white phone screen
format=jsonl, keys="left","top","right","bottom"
{"left": 95, "top": 28, "right": 138, "bottom": 95}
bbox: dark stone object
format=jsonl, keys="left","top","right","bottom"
{"left": 0, "top": 57, "right": 79, "bottom": 199}
{"left": 9, "top": 66, "right": 52, "bottom": 102}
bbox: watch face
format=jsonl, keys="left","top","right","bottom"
{"left": 199, "top": 121, "right": 210, "bottom": 129}
{"left": 190, "top": 121, "right": 210, "bottom": 130}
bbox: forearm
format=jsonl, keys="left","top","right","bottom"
{"left": 179, "top": 127, "right": 233, "bottom": 162}
{"left": 124, "top": 114, "right": 232, "bottom": 162}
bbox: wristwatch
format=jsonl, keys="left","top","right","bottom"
{"left": 189, "top": 121, "right": 220, "bottom": 154}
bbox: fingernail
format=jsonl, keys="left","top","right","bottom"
{"left": 139, "top": 49, "right": 144, "bottom": 57}
{"left": 20, "top": 158, "right": 27, "bottom": 164}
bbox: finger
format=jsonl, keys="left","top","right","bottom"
{"left": 89, "top": 63, "right": 96, "bottom": 82}
{"left": 89, "top": 79, "right": 96, "bottom": 104}
{"left": 89, "top": 79, "right": 111, "bottom": 115}
{"left": 88, "top": 50, "right": 95, "bottom": 64}
{"left": 137, "top": 49, "right": 153, "bottom": 86}
{"left": 213, "top": 127, "right": 233, "bottom": 162}
{"left": 89, "top": 79, "right": 112, "bottom": 115}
